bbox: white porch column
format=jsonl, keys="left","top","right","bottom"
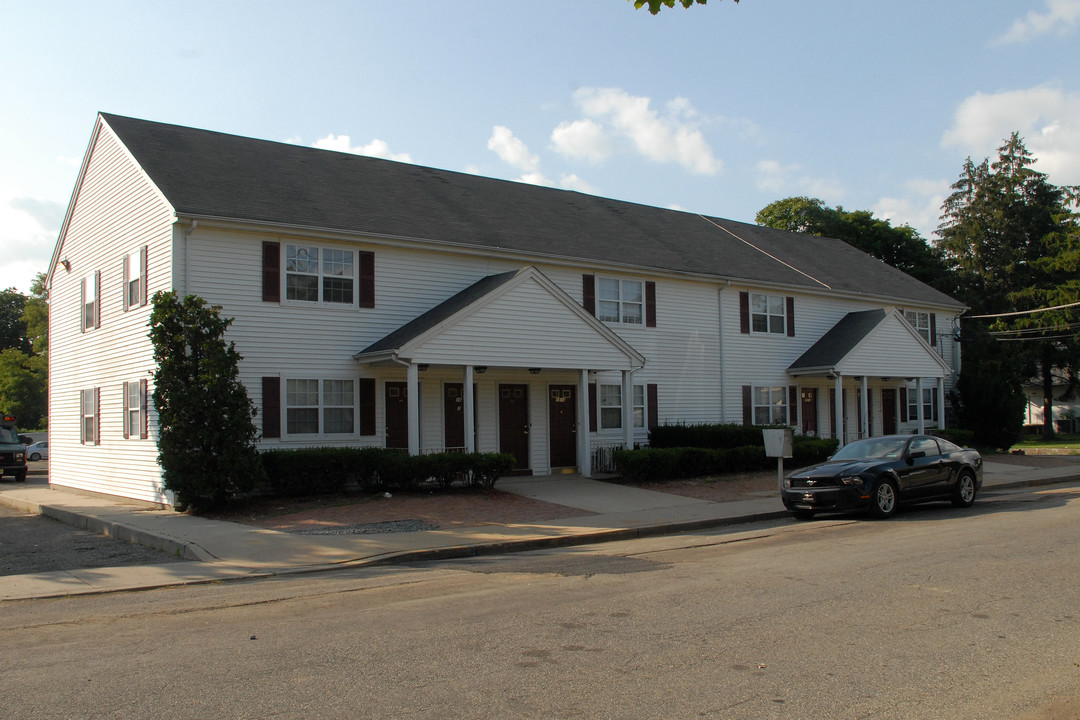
{"left": 834, "top": 373, "right": 844, "bottom": 447}
{"left": 578, "top": 369, "right": 591, "bottom": 478}
{"left": 860, "top": 376, "right": 869, "bottom": 440}
{"left": 463, "top": 365, "right": 475, "bottom": 453}
{"left": 937, "top": 377, "right": 946, "bottom": 430}
{"left": 622, "top": 370, "right": 634, "bottom": 450}
{"left": 407, "top": 362, "right": 420, "bottom": 455}
{"left": 916, "top": 377, "right": 925, "bottom": 434}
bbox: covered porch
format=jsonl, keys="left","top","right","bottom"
{"left": 787, "top": 309, "right": 954, "bottom": 445}
{"left": 353, "top": 267, "right": 646, "bottom": 476}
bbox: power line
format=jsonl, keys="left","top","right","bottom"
{"left": 967, "top": 300, "right": 1080, "bottom": 319}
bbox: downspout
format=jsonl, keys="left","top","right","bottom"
{"left": 180, "top": 219, "right": 198, "bottom": 296}
{"left": 718, "top": 281, "right": 730, "bottom": 422}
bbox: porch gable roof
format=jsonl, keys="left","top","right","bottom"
{"left": 354, "top": 266, "right": 646, "bottom": 371}
{"left": 788, "top": 308, "right": 952, "bottom": 379}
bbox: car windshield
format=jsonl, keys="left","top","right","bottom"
{"left": 831, "top": 437, "right": 908, "bottom": 461}
{"left": 0, "top": 427, "right": 19, "bottom": 444}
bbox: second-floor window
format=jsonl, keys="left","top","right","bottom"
{"left": 751, "top": 293, "right": 786, "bottom": 334}
{"left": 80, "top": 271, "right": 100, "bottom": 331}
{"left": 598, "top": 278, "right": 644, "bottom": 325}
{"left": 285, "top": 244, "right": 355, "bottom": 304}
{"left": 123, "top": 246, "right": 148, "bottom": 310}
{"left": 905, "top": 311, "right": 932, "bottom": 344}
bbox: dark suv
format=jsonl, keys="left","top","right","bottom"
{"left": 0, "top": 414, "right": 28, "bottom": 482}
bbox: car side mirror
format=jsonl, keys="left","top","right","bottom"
{"left": 907, "top": 450, "right": 926, "bottom": 463}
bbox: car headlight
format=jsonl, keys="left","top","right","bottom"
{"left": 783, "top": 477, "right": 792, "bottom": 489}
{"left": 841, "top": 475, "right": 864, "bottom": 486}
{"left": 15, "top": 452, "right": 25, "bottom": 462}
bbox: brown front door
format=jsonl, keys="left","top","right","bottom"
{"left": 882, "top": 388, "right": 897, "bottom": 435}
{"left": 385, "top": 382, "right": 409, "bottom": 449}
{"left": 548, "top": 385, "right": 577, "bottom": 468}
{"left": 801, "top": 388, "right": 817, "bottom": 435}
{"left": 499, "top": 384, "right": 530, "bottom": 473}
{"left": 444, "top": 383, "right": 464, "bottom": 451}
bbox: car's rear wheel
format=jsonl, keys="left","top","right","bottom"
{"left": 951, "top": 470, "right": 977, "bottom": 508}
{"left": 791, "top": 509, "right": 816, "bottom": 520}
{"left": 869, "top": 479, "right": 899, "bottom": 518}
{"left": 30, "top": 452, "right": 41, "bottom": 461}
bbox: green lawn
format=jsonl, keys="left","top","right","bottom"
{"left": 1012, "top": 433, "right": 1080, "bottom": 453}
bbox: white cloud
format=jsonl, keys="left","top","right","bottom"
{"left": 873, "top": 178, "right": 951, "bottom": 239}
{"left": 0, "top": 189, "right": 64, "bottom": 292}
{"left": 994, "top": 0, "right": 1080, "bottom": 44}
{"left": 312, "top": 134, "right": 412, "bottom": 163}
{"left": 487, "top": 126, "right": 541, "bottom": 174}
{"left": 754, "top": 159, "right": 844, "bottom": 200}
{"left": 942, "top": 86, "right": 1080, "bottom": 184}
{"left": 563, "top": 87, "right": 722, "bottom": 176}
{"left": 551, "top": 119, "right": 612, "bottom": 163}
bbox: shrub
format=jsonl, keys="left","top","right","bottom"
{"left": 467, "top": 453, "right": 516, "bottom": 489}
{"left": 649, "top": 423, "right": 791, "bottom": 450}
{"left": 930, "top": 427, "right": 976, "bottom": 448}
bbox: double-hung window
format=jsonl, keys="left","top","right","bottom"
{"left": 123, "top": 247, "right": 148, "bottom": 310}
{"left": 753, "top": 386, "right": 789, "bottom": 425}
{"left": 123, "top": 379, "right": 148, "bottom": 439}
{"left": 285, "top": 244, "right": 355, "bottom": 304}
{"left": 751, "top": 293, "right": 786, "bottom": 334}
{"left": 80, "top": 388, "right": 99, "bottom": 445}
{"left": 598, "top": 278, "right": 644, "bottom": 325}
{"left": 286, "top": 379, "right": 355, "bottom": 434}
{"left": 599, "top": 384, "right": 645, "bottom": 430}
{"left": 907, "top": 387, "right": 933, "bottom": 421}
{"left": 904, "top": 311, "right": 932, "bottom": 344}
{"left": 80, "top": 272, "right": 100, "bottom": 331}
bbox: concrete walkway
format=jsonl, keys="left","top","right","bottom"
{"left": 2, "top": 459, "right": 1078, "bottom": 602}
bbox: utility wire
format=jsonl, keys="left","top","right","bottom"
{"left": 967, "top": 300, "right": 1080, "bottom": 319}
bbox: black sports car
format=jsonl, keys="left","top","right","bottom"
{"left": 781, "top": 434, "right": 983, "bottom": 519}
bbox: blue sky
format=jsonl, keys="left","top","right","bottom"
{"left": 2, "top": 0, "right": 1079, "bottom": 294}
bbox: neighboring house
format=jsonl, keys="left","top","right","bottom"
{"left": 47, "top": 114, "right": 965, "bottom": 505}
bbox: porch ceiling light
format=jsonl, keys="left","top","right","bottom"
{"left": 475, "top": 366, "right": 487, "bottom": 374}
{"left": 529, "top": 368, "right": 541, "bottom": 374}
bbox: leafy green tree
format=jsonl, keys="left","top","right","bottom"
{"left": 756, "top": 196, "right": 954, "bottom": 293}
{"left": 631, "top": 0, "right": 736, "bottom": 14}
{"left": 0, "top": 288, "right": 30, "bottom": 354}
{"left": 937, "top": 132, "right": 1080, "bottom": 441}
{"left": 0, "top": 348, "right": 46, "bottom": 428}
{"left": 149, "top": 291, "right": 265, "bottom": 511}
{"left": 22, "top": 273, "right": 48, "bottom": 356}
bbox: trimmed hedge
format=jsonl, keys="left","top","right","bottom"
{"left": 260, "top": 448, "right": 516, "bottom": 497}
{"left": 929, "top": 427, "right": 976, "bottom": 448}
{"left": 614, "top": 435, "right": 838, "bottom": 482}
{"left": 649, "top": 423, "right": 794, "bottom": 450}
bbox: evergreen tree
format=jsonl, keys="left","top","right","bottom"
{"left": 937, "top": 132, "right": 1080, "bottom": 442}
{"left": 149, "top": 291, "right": 265, "bottom": 511}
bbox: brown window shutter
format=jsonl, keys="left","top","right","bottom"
{"left": 93, "top": 271, "right": 101, "bottom": 329}
{"left": 262, "top": 242, "right": 280, "bottom": 303}
{"left": 122, "top": 381, "right": 131, "bottom": 439}
{"left": 582, "top": 275, "right": 596, "bottom": 315}
{"left": 647, "top": 383, "right": 659, "bottom": 430}
{"left": 789, "top": 386, "right": 798, "bottom": 425}
{"left": 359, "top": 378, "right": 376, "bottom": 435}
{"left": 140, "top": 246, "right": 149, "bottom": 306}
{"left": 900, "top": 387, "right": 908, "bottom": 422}
{"left": 80, "top": 279, "right": 86, "bottom": 333}
{"left": 739, "top": 292, "right": 750, "bottom": 334}
{"left": 645, "top": 281, "right": 656, "bottom": 327}
{"left": 262, "top": 376, "right": 281, "bottom": 439}
{"left": 588, "top": 383, "right": 597, "bottom": 432}
{"left": 358, "top": 251, "right": 375, "bottom": 308}
{"left": 94, "top": 387, "right": 100, "bottom": 444}
{"left": 140, "top": 378, "right": 149, "bottom": 439}
{"left": 930, "top": 314, "right": 937, "bottom": 347}
{"left": 122, "top": 256, "right": 130, "bottom": 312}
{"left": 786, "top": 297, "right": 795, "bottom": 337}
{"left": 742, "top": 385, "right": 752, "bottom": 425}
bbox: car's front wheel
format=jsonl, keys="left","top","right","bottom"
{"left": 29, "top": 452, "right": 41, "bottom": 461}
{"left": 869, "top": 479, "right": 899, "bottom": 518}
{"left": 951, "top": 470, "right": 977, "bottom": 508}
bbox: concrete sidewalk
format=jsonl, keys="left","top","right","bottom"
{"left": 2, "top": 458, "right": 1078, "bottom": 601}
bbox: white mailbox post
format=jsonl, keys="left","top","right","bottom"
{"left": 763, "top": 427, "right": 794, "bottom": 491}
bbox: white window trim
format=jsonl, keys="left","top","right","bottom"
{"left": 123, "top": 247, "right": 147, "bottom": 311}
{"left": 597, "top": 277, "right": 644, "bottom": 326}
{"left": 750, "top": 293, "right": 786, "bottom": 335}
{"left": 284, "top": 378, "right": 358, "bottom": 436}
{"left": 81, "top": 387, "right": 99, "bottom": 445}
{"left": 283, "top": 243, "right": 358, "bottom": 307}
{"left": 753, "top": 385, "right": 789, "bottom": 425}
{"left": 907, "top": 386, "right": 934, "bottom": 421}
{"left": 599, "top": 383, "right": 646, "bottom": 430}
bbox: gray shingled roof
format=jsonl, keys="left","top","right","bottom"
{"left": 787, "top": 309, "right": 887, "bottom": 371}
{"left": 100, "top": 113, "right": 962, "bottom": 308}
